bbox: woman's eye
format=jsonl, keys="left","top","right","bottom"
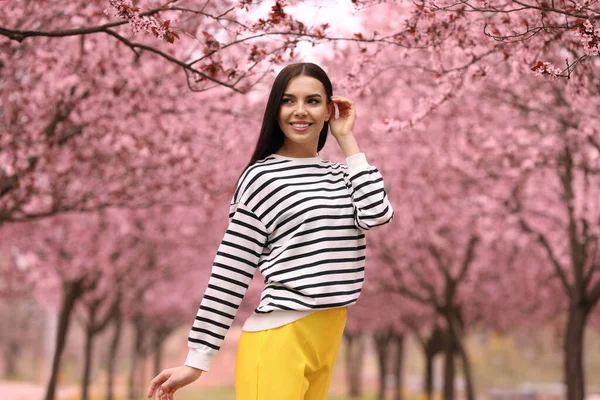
{"left": 281, "top": 98, "right": 292, "bottom": 104}
{"left": 308, "top": 99, "right": 320, "bottom": 104}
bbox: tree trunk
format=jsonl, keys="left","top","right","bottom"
{"left": 457, "top": 339, "right": 475, "bottom": 400}
{"left": 448, "top": 312, "right": 475, "bottom": 400}
{"left": 564, "top": 302, "right": 591, "bottom": 400}
{"left": 128, "top": 331, "right": 139, "bottom": 400}
{"left": 106, "top": 313, "right": 122, "bottom": 400}
{"left": 424, "top": 353, "right": 434, "bottom": 400}
{"left": 455, "top": 336, "right": 475, "bottom": 400}
{"left": 443, "top": 330, "right": 455, "bottom": 400}
{"left": 3, "top": 340, "right": 20, "bottom": 378}
{"left": 374, "top": 329, "right": 393, "bottom": 400}
{"left": 128, "top": 314, "right": 146, "bottom": 400}
{"left": 391, "top": 333, "right": 405, "bottom": 400}
{"left": 151, "top": 326, "right": 176, "bottom": 376}
{"left": 344, "top": 331, "right": 365, "bottom": 399}
{"left": 44, "top": 279, "right": 84, "bottom": 400}
{"left": 154, "top": 333, "right": 164, "bottom": 376}
{"left": 79, "top": 284, "right": 117, "bottom": 400}
{"left": 425, "top": 326, "right": 445, "bottom": 400}
{"left": 81, "top": 325, "right": 95, "bottom": 400}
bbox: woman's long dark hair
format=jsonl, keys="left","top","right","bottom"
{"left": 240, "top": 63, "right": 333, "bottom": 177}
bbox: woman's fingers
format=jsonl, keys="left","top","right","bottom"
{"left": 158, "top": 386, "right": 172, "bottom": 400}
{"left": 331, "top": 95, "right": 351, "bottom": 101}
{"left": 331, "top": 96, "right": 354, "bottom": 105}
{"left": 331, "top": 96, "right": 354, "bottom": 109}
{"left": 161, "top": 379, "right": 176, "bottom": 400}
{"left": 332, "top": 100, "right": 354, "bottom": 119}
{"left": 148, "top": 370, "right": 169, "bottom": 398}
{"left": 164, "top": 387, "right": 175, "bottom": 400}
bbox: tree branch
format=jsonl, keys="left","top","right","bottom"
{"left": 457, "top": 235, "right": 480, "bottom": 282}
{"left": 378, "top": 253, "right": 436, "bottom": 306}
{"left": 431, "top": 0, "right": 599, "bottom": 19}
{"left": 0, "top": 6, "right": 164, "bottom": 42}
{"left": 589, "top": 277, "right": 600, "bottom": 304}
{"left": 511, "top": 0, "right": 600, "bottom": 19}
{"left": 519, "top": 216, "right": 573, "bottom": 298}
{"left": 100, "top": 28, "right": 244, "bottom": 92}
{"left": 588, "top": 135, "right": 600, "bottom": 154}
{"left": 557, "top": 146, "right": 585, "bottom": 291}
{"left": 507, "top": 178, "right": 574, "bottom": 298}
{"left": 406, "top": 260, "right": 440, "bottom": 304}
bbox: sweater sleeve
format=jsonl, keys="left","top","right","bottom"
{"left": 343, "top": 152, "right": 395, "bottom": 231}
{"left": 185, "top": 201, "right": 267, "bottom": 372}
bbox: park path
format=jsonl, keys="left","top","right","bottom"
{"left": 0, "top": 325, "right": 430, "bottom": 399}
{"left": 0, "top": 381, "right": 78, "bottom": 400}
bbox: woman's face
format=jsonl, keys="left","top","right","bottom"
{"left": 278, "top": 75, "right": 331, "bottom": 147}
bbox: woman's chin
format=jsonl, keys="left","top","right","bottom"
{"left": 284, "top": 131, "right": 319, "bottom": 143}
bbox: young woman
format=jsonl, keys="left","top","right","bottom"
{"left": 147, "top": 62, "right": 394, "bottom": 400}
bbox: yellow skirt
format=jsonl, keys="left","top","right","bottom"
{"left": 235, "top": 307, "right": 347, "bottom": 400}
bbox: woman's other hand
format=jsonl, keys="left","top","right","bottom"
{"left": 147, "top": 365, "right": 203, "bottom": 400}
{"left": 329, "top": 95, "right": 356, "bottom": 138}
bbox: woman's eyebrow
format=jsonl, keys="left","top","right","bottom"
{"left": 282, "top": 93, "right": 323, "bottom": 98}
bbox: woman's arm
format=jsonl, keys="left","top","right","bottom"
{"left": 329, "top": 95, "right": 394, "bottom": 230}
{"left": 344, "top": 152, "right": 394, "bottom": 230}
{"left": 185, "top": 202, "right": 268, "bottom": 372}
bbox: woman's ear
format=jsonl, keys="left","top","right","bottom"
{"left": 326, "top": 101, "right": 333, "bottom": 122}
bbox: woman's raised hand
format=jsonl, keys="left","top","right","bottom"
{"left": 329, "top": 95, "right": 356, "bottom": 139}
{"left": 147, "top": 365, "right": 203, "bottom": 400}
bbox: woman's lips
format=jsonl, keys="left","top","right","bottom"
{"left": 290, "top": 122, "right": 312, "bottom": 132}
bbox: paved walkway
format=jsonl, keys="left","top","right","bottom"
{"left": 0, "top": 381, "right": 78, "bottom": 400}
{"left": 0, "top": 326, "right": 421, "bottom": 399}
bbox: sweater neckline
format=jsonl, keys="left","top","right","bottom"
{"left": 270, "top": 153, "right": 323, "bottom": 163}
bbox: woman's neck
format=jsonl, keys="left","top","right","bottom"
{"left": 276, "top": 143, "right": 318, "bottom": 158}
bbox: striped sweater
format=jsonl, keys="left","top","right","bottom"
{"left": 185, "top": 152, "right": 394, "bottom": 371}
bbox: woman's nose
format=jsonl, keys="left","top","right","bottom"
{"left": 294, "top": 103, "right": 307, "bottom": 115}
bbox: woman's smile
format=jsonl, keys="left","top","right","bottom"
{"left": 289, "top": 121, "right": 313, "bottom": 132}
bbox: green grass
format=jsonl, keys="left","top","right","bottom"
{"left": 79, "top": 387, "right": 235, "bottom": 400}
{"left": 166, "top": 386, "right": 380, "bottom": 400}
{"left": 82, "top": 386, "right": 382, "bottom": 400}
{"left": 172, "top": 386, "right": 236, "bottom": 400}
{"left": 168, "top": 387, "right": 419, "bottom": 400}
